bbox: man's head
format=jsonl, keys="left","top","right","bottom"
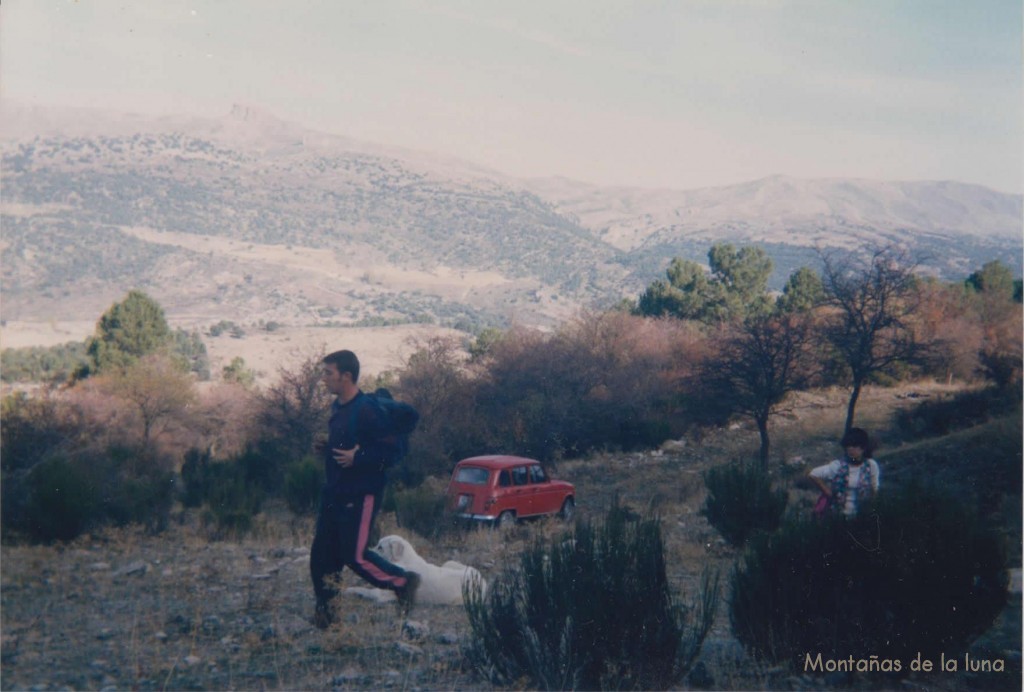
{"left": 322, "top": 350, "right": 360, "bottom": 397}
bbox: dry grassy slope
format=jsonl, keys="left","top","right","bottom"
{"left": 1, "top": 384, "right": 1020, "bottom": 690}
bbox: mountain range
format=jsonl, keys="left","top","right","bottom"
{"left": 2, "top": 103, "right": 1021, "bottom": 333}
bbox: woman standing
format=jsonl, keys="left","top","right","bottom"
{"left": 809, "top": 427, "right": 880, "bottom": 517}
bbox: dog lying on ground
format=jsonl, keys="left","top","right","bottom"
{"left": 344, "top": 534, "right": 486, "bottom": 606}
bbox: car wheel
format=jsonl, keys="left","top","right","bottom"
{"left": 496, "top": 511, "right": 516, "bottom": 529}
{"left": 560, "top": 497, "right": 575, "bottom": 522}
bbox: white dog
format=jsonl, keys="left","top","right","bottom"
{"left": 344, "top": 534, "right": 486, "bottom": 606}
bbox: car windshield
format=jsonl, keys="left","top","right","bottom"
{"left": 454, "top": 466, "right": 491, "bottom": 485}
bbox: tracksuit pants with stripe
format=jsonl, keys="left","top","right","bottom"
{"left": 310, "top": 491, "right": 411, "bottom": 609}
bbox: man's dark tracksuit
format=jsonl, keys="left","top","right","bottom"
{"left": 310, "top": 391, "right": 412, "bottom": 610}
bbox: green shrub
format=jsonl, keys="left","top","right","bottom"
{"left": 182, "top": 449, "right": 264, "bottom": 528}
{"left": 390, "top": 477, "right": 451, "bottom": 540}
{"left": 702, "top": 460, "right": 788, "bottom": 547}
{"left": 1, "top": 392, "right": 74, "bottom": 473}
{"left": 894, "top": 387, "right": 1018, "bottom": 440}
{"left": 465, "top": 505, "right": 719, "bottom": 690}
{"left": 284, "top": 456, "right": 321, "bottom": 515}
{"left": 103, "top": 466, "right": 175, "bottom": 532}
{"left": 180, "top": 448, "right": 210, "bottom": 508}
{"left": 730, "top": 482, "right": 1008, "bottom": 670}
{"left": 24, "top": 456, "right": 100, "bottom": 543}
{"left": 185, "top": 456, "right": 264, "bottom": 535}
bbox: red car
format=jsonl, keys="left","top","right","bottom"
{"left": 446, "top": 455, "right": 576, "bottom": 527}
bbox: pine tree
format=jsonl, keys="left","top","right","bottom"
{"left": 86, "top": 290, "right": 173, "bottom": 374}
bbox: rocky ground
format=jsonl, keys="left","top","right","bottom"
{"left": 2, "top": 386, "right": 1021, "bottom": 690}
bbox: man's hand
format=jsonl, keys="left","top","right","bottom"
{"left": 333, "top": 445, "right": 360, "bottom": 468}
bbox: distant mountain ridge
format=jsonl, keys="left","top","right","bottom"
{"left": 523, "top": 174, "right": 1022, "bottom": 247}
{"left": 2, "top": 103, "right": 1020, "bottom": 331}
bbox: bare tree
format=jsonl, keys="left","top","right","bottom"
{"left": 705, "top": 313, "right": 816, "bottom": 470}
{"left": 821, "top": 245, "right": 923, "bottom": 432}
{"left": 103, "top": 354, "right": 197, "bottom": 463}
{"left": 255, "top": 348, "right": 333, "bottom": 462}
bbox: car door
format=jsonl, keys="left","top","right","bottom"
{"left": 529, "top": 464, "right": 558, "bottom": 515}
{"left": 509, "top": 464, "right": 533, "bottom": 516}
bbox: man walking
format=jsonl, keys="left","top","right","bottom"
{"left": 310, "top": 349, "right": 419, "bottom": 628}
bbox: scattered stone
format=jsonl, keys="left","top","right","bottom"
{"left": 89, "top": 562, "right": 111, "bottom": 571}
{"left": 201, "top": 616, "right": 222, "bottom": 635}
{"left": 183, "top": 655, "right": 202, "bottom": 667}
{"left": 402, "top": 620, "right": 430, "bottom": 641}
{"left": 1008, "top": 568, "right": 1022, "bottom": 594}
{"left": 382, "top": 669, "right": 405, "bottom": 686}
{"left": 345, "top": 613, "right": 360, "bottom": 626}
{"left": 394, "top": 641, "right": 423, "bottom": 657}
{"left": 154, "top": 631, "right": 168, "bottom": 642}
{"left": 113, "top": 561, "right": 148, "bottom": 577}
{"left": 96, "top": 628, "right": 115, "bottom": 640}
{"left": 250, "top": 573, "right": 272, "bottom": 581}
{"left": 161, "top": 568, "right": 173, "bottom": 577}
{"left": 331, "top": 668, "right": 368, "bottom": 686}
{"left": 660, "top": 439, "right": 687, "bottom": 453}
{"left": 436, "top": 631, "right": 460, "bottom": 645}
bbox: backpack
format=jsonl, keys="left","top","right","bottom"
{"left": 349, "top": 388, "right": 419, "bottom": 469}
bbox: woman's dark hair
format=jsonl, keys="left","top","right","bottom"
{"left": 840, "top": 427, "right": 873, "bottom": 456}
{"left": 323, "top": 349, "right": 360, "bottom": 383}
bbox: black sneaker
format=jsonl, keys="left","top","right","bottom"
{"left": 396, "top": 572, "right": 421, "bottom": 613}
{"left": 313, "top": 602, "right": 333, "bottom": 630}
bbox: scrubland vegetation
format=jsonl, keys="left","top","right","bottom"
{"left": 2, "top": 247, "right": 1021, "bottom": 690}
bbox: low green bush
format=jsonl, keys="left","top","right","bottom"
{"left": 181, "top": 450, "right": 264, "bottom": 535}
{"left": 23, "top": 456, "right": 100, "bottom": 543}
{"left": 284, "top": 456, "right": 321, "bottom": 515}
{"left": 199, "top": 460, "right": 264, "bottom": 535}
{"left": 465, "top": 504, "right": 719, "bottom": 690}
{"left": 702, "top": 460, "right": 788, "bottom": 547}
{"left": 5, "top": 445, "right": 176, "bottom": 543}
{"left": 894, "top": 387, "right": 1017, "bottom": 440}
{"left": 730, "top": 481, "right": 1008, "bottom": 670}
{"left": 180, "top": 448, "right": 210, "bottom": 508}
{"left": 390, "top": 477, "right": 451, "bottom": 540}
{"left": 101, "top": 447, "right": 175, "bottom": 532}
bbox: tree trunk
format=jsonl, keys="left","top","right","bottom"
{"left": 844, "top": 381, "right": 862, "bottom": 433}
{"left": 757, "top": 416, "right": 770, "bottom": 472}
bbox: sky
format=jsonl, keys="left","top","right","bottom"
{"left": 2, "top": 1, "right": 1021, "bottom": 193}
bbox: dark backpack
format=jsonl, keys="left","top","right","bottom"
{"left": 349, "top": 388, "right": 419, "bottom": 469}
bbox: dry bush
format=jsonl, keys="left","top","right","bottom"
{"left": 979, "top": 306, "right": 1023, "bottom": 388}
{"left": 191, "top": 382, "right": 258, "bottom": 460}
{"left": 468, "top": 314, "right": 693, "bottom": 460}
{"left": 911, "top": 280, "right": 984, "bottom": 383}
{"left": 390, "top": 335, "right": 479, "bottom": 481}
{"left": 98, "top": 354, "right": 198, "bottom": 465}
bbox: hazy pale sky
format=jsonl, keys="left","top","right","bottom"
{"left": 2, "top": 1, "right": 1021, "bottom": 192}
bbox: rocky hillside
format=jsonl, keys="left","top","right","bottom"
{"left": 2, "top": 103, "right": 1020, "bottom": 332}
